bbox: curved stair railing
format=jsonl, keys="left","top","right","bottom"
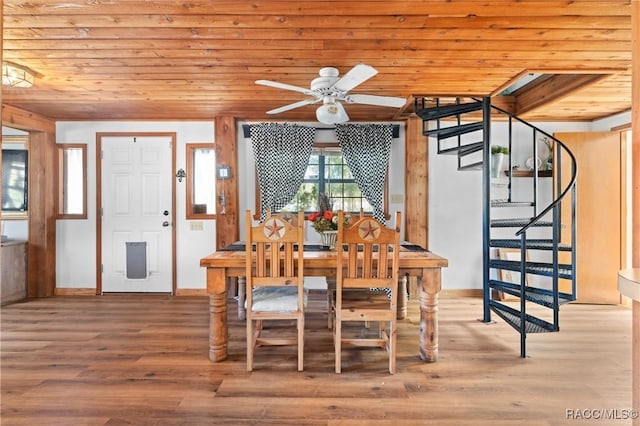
{"left": 415, "top": 96, "right": 578, "bottom": 357}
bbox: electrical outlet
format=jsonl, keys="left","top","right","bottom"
{"left": 390, "top": 194, "right": 403, "bottom": 204}
{"left": 190, "top": 221, "right": 203, "bottom": 231}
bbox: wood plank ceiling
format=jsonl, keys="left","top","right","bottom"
{"left": 1, "top": 1, "right": 633, "bottom": 123}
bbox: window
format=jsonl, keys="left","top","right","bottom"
{"left": 186, "top": 144, "right": 216, "bottom": 219}
{"left": 2, "top": 135, "right": 29, "bottom": 219}
{"left": 56, "top": 144, "right": 87, "bottom": 219}
{"left": 277, "top": 146, "right": 386, "bottom": 214}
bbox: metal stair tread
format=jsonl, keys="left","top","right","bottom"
{"left": 457, "top": 141, "right": 484, "bottom": 156}
{"left": 489, "top": 239, "right": 573, "bottom": 251}
{"left": 416, "top": 101, "right": 483, "bottom": 121}
{"left": 491, "top": 199, "right": 534, "bottom": 208}
{"left": 491, "top": 218, "right": 553, "bottom": 228}
{"left": 489, "top": 300, "right": 556, "bottom": 334}
{"left": 458, "top": 161, "right": 483, "bottom": 171}
{"left": 438, "top": 141, "right": 483, "bottom": 156}
{"left": 424, "top": 121, "right": 484, "bottom": 139}
{"left": 489, "top": 279, "right": 575, "bottom": 307}
{"left": 489, "top": 259, "right": 573, "bottom": 279}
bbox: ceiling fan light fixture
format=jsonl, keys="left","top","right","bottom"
{"left": 2, "top": 61, "right": 35, "bottom": 88}
{"left": 316, "top": 101, "right": 346, "bottom": 124}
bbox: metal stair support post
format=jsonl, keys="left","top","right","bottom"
{"left": 520, "top": 232, "right": 528, "bottom": 357}
{"left": 482, "top": 97, "right": 492, "bottom": 323}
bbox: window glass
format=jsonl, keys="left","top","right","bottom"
{"left": 186, "top": 144, "right": 216, "bottom": 219}
{"left": 279, "top": 147, "right": 378, "bottom": 214}
{"left": 57, "top": 144, "right": 87, "bottom": 219}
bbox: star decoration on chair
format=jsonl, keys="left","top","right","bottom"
{"left": 264, "top": 218, "right": 285, "bottom": 240}
{"left": 358, "top": 219, "right": 380, "bottom": 240}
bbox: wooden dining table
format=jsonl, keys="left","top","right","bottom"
{"left": 200, "top": 243, "right": 448, "bottom": 363}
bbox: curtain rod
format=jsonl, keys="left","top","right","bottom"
{"left": 241, "top": 124, "right": 400, "bottom": 139}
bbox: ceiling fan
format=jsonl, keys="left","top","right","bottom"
{"left": 255, "top": 64, "right": 406, "bottom": 125}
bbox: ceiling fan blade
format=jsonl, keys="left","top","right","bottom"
{"left": 256, "top": 79, "right": 314, "bottom": 95}
{"left": 332, "top": 64, "right": 378, "bottom": 92}
{"left": 266, "top": 98, "right": 319, "bottom": 114}
{"left": 345, "top": 94, "right": 406, "bottom": 108}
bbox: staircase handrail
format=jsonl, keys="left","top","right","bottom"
{"left": 486, "top": 102, "right": 578, "bottom": 237}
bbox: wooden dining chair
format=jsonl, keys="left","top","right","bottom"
{"left": 245, "top": 209, "right": 306, "bottom": 372}
{"left": 333, "top": 211, "right": 401, "bottom": 374}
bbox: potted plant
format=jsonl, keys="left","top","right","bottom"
{"left": 490, "top": 145, "right": 509, "bottom": 178}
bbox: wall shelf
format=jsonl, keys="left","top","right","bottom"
{"left": 505, "top": 170, "right": 552, "bottom": 178}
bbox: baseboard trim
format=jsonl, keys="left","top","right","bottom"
{"left": 54, "top": 288, "right": 97, "bottom": 296}
{"left": 439, "top": 289, "right": 483, "bottom": 298}
{"left": 175, "top": 288, "right": 208, "bottom": 296}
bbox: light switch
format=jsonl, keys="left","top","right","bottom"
{"left": 190, "top": 221, "right": 203, "bottom": 231}
{"left": 390, "top": 194, "right": 403, "bottom": 204}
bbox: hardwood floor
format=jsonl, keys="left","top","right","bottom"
{"left": 1, "top": 292, "right": 633, "bottom": 425}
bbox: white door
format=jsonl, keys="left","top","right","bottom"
{"left": 101, "top": 136, "right": 173, "bottom": 293}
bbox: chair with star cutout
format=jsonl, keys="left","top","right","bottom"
{"left": 333, "top": 211, "right": 401, "bottom": 374}
{"left": 245, "top": 209, "right": 307, "bottom": 372}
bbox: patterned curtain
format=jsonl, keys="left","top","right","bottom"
{"left": 249, "top": 123, "right": 316, "bottom": 220}
{"left": 335, "top": 124, "right": 393, "bottom": 223}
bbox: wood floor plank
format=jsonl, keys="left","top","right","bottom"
{"left": 1, "top": 293, "right": 633, "bottom": 425}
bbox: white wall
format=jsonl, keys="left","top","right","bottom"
{"left": 592, "top": 110, "right": 632, "bottom": 131}
{"left": 429, "top": 120, "right": 592, "bottom": 290}
{"left": 55, "top": 121, "right": 215, "bottom": 290}
{"left": 52, "top": 112, "right": 629, "bottom": 292}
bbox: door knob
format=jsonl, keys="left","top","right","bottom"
{"left": 162, "top": 221, "right": 170, "bottom": 227}
{"left": 163, "top": 210, "right": 169, "bottom": 216}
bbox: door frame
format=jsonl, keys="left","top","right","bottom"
{"left": 96, "top": 132, "right": 177, "bottom": 294}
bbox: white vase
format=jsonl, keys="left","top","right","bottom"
{"left": 319, "top": 230, "right": 337, "bottom": 249}
{"left": 491, "top": 153, "right": 504, "bottom": 178}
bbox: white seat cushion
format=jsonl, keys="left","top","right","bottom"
{"left": 249, "top": 286, "right": 308, "bottom": 312}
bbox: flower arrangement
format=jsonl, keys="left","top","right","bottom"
{"left": 307, "top": 193, "right": 352, "bottom": 232}
{"left": 308, "top": 210, "right": 338, "bottom": 232}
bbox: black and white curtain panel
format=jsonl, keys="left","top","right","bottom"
{"left": 249, "top": 123, "right": 316, "bottom": 220}
{"left": 335, "top": 123, "right": 393, "bottom": 223}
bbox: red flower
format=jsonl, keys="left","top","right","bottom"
{"left": 323, "top": 210, "right": 334, "bottom": 221}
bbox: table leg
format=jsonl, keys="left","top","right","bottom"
{"left": 419, "top": 268, "right": 442, "bottom": 362}
{"left": 208, "top": 293, "right": 228, "bottom": 362}
{"left": 237, "top": 276, "right": 246, "bottom": 320}
{"left": 397, "top": 274, "right": 408, "bottom": 320}
{"left": 207, "top": 267, "right": 229, "bottom": 362}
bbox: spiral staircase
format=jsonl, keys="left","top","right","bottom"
{"left": 416, "top": 97, "right": 578, "bottom": 357}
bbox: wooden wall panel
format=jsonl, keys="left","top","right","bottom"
{"left": 405, "top": 116, "right": 428, "bottom": 249}
{"left": 215, "top": 116, "right": 239, "bottom": 249}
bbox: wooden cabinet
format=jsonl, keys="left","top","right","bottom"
{"left": 1, "top": 240, "right": 27, "bottom": 305}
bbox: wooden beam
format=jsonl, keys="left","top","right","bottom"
{"left": 1, "top": 105, "right": 55, "bottom": 133}
{"left": 215, "top": 116, "right": 239, "bottom": 250}
{"left": 514, "top": 74, "right": 610, "bottom": 115}
{"left": 26, "top": 131, "right": 57, "bottom": 298}
{"left": 404, "top": 116, "right": 428, "bottom": 250}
